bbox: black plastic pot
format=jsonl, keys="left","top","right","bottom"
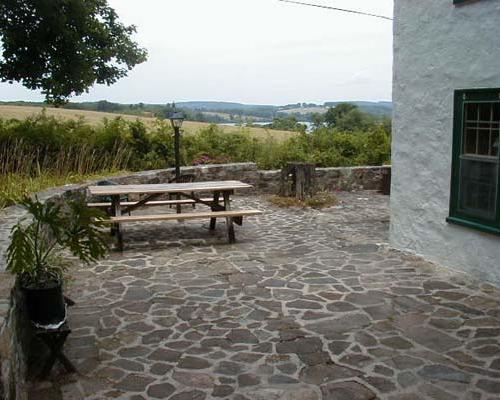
{"left": 22, "top": 281, "right": 66, "bottom": 327}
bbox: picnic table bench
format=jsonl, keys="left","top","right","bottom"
{"left": 87, "top": 181, "right": 262, "bottom": 249}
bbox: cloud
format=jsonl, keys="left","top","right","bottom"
{"left": 0, "top": 0, "right": 394, "bottom": 104}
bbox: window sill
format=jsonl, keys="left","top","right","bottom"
{"left": 446, "top": 216, "right": 500, "bottom": 237}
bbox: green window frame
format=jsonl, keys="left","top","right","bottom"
{"left": 447, "top": 88, "right": 500, "bottom": 236}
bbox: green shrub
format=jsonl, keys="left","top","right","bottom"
{"left": 0, "top": 113, "right": 391, "bottom": 209}
{"left": 6, "top": 196, "right": 108, "bottom": 287}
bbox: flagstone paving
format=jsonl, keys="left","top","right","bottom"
{"left": 29, "top": 192, "right": 500, "bottom": 399}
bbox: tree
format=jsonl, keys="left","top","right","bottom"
{"left": 0, "top": 0, "right": 147, "bottom": 105}
{"left": 155, "top": 103, "right": 178, "bottom": 120}
{"left": 324, "top": 103, "right": 359, "bottom": 127}
{"left": 96, "top": 100, "right": 119, "bottom": 112}
{"left": 311, "top": 113, "right": 324, "bottom": 129}
{"left": 324, "top": 103, "right": 373, "bottom": 132}
{"left": 266, "top": 116, "right": 307, "bottom": 133}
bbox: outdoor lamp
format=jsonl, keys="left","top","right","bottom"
{"left": 169, "top": 112, "right": 185, "bottom": 130}
{"left": 169, "top": 111, "right": 185, "bottom": 209}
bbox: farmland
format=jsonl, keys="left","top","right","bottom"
{"left": 0, "top": 105, "right": 296, "bottom": 141}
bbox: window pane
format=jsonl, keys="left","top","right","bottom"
{"left": 493, "top": 103, "right": 500, "bottom": 122}
{"left": 459, "top": 159, "right": 498, "bottom": 220}
{"left": 493, "top": 104, "right": 500, "bottom": 157}
{"left": 465, "top": 103, "right": 478, "bottom": 121}
{"left": 464, "top": 128, "right": 477, "bottom": 154}
{"left": 477, "top": 132, "right": 490, "bottom": 155}
{"left": 463, "top": 102, "right": 500, "bottom": 157}
{"left": 479, "top": 103, "right": 492, "bottom": 121}
{"left": 493, "top": 129, "right": 499, "bottom": 157}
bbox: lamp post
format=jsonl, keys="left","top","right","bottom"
{"left": 169, "top": 111, "right": 185, "bottom": 214}
{"left": 169, "top": 111, "right": 185, "bottom": 182}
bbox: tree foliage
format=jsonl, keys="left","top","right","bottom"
{"left": 264, "top": 116, "right": 307, "bottom": 133}
{"left": 0, "top": 0, "right": 147, "bottom": 104}
{"left": 324, "top": 103, "right": 374, "bottom": 132}
{"left": 311, "top": 113, "right": 324, "bottom": 129}
{"left": 0, "top": 112, "right": 392, "bottom": 180}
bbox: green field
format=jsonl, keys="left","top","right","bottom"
{"left": 0, "top": 105, "right": 296, "bottom": 142}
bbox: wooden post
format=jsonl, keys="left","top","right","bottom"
{"left": 111, "top": 195, "right": 123, "bottom": 251}
{"left": 279, "top": 162, "right": 316, "bottom": 200}
{"left": 223, "top": 191, "right": 235, "bottom": 243}
{"left": 174, "top": 126, "right": 182, "bottom": 214}
{"left": 210, "top": 190, "right": 220, "bottom": 230}
{"left": 280, "top": 164, "right": 293, "bottom": 198}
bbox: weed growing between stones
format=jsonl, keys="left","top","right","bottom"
{"left": 268, "top": 191, "right": 338, "bottom": 209}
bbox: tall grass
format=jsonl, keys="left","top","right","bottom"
{"left": 0, "top": 172, "right": 129, "bottom": 210}
{"left": 0, "top": 139, "right": 131, "bottom": 176}
{"left": 0, "top": 137, "right": 132, "bottom": 209}
{"left": 0, "top": 114, "right": 134, "bottom": 209}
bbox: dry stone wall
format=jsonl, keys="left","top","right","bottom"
{"left": 99, "top": 163, "right": 389, "bottom": 194}
{"left": 0, "top": 204, "right": 29, "bottom": 400}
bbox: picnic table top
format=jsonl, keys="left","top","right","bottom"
{"left": 88, "top": 180, "right": 253, "bottom": 196}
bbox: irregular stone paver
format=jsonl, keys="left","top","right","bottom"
{"left": 417, "top": 364, "right": 472, "bottom": 383}
{"left": 28, "top": 193, "right": 500, "bottom": 399}
{"left": 320, "top": 381, "right": 376, "bottom": 400}
{"left": 147, "top": 382, "right": 176, "bottom": 399}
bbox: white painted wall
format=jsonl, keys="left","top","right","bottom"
{"left": 391, "top": 0, "right": 500, "bottom": 284}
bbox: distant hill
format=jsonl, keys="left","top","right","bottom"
{"left": 178, "top": 101, "right": 275, "bottom": 111}
{"left": 323, "top": 101, "right": 393, "bottom": 117}
{"left": 179, "top": 100, "right": 393, "bottom": 118}
{"left": 0, "top": 99, "right": 393, "bottom": 121}
{"left": 178, "top": 101, "right": 278, "bottom": 121}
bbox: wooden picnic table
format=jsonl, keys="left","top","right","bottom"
{"left": 87, "top": 180, "right": 262, "bottom": 249}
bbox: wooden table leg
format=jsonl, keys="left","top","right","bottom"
{"left": 210, "top": 191, "right": 220, "bottom": 230}
{"left": 223, "top": 192, "right": 235, "bottom": 243}
{"left": 176, "top": 192, "right": 182, "bottom": 214}
{"left": 111, "top": 195, "right": 123, "bottom": 251}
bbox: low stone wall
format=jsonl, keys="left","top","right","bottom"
{"left": 0, "top": 283, "right": 31, "bottom": 400}
{"left": 0, "top": 194, "right": 89, "bottom": 400}
{"left": 0, "top": 205, "right": 29, "bottom": 400}
{"left": 0, "top": 162, "right": 390, "bottom": 399}
{"left": 97, "top": 163, "right": 390, "bottom": 194}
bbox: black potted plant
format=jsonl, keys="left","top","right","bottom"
{"left": 6, "top": 196, "right": 109, "bottom": 328}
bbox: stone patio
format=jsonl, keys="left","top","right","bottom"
{"left": 30, "top": 192, "right": 500, "bottom": 399}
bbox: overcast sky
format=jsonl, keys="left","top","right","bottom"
{"left": 0, "top": 0, "right": 394, "bottom": 105}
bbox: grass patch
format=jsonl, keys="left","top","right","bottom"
{"left": 268, "top": 191, "right": 339, "bottom": 209}
{"left": 0, "top": 171, "right": 126, "bottom": 210}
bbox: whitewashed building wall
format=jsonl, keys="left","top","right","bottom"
{"left": 391, "top": 0, "right": 500, "bottom": 284}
